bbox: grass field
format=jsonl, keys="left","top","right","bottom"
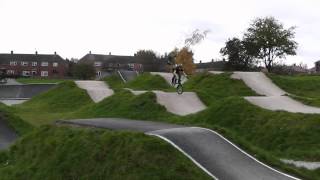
{"left": 0, "top": 126, "right": 210, "bottom": 180}
{"left": 7, "top": 72, "right": 320, "bottom": 179}
{"left": 268, "top": 74, "right": 320, "bottom": 107}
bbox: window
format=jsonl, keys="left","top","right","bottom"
{"left": 21, "top": 61, "right": 28, "bottom": 66}
{"left": 7, "top": 70, "right": 14, "bottom": 74}
{"left": 10, "top": 61, "right": 17, "bottom": 66}
{"left": 41, "top": 71, "right": 48, "bottom": 77}
{"left": 94, "top": 61, "right": 102, "bottom": 67}
{"left": 128, "top": 63, "right": 134, "bottom": 69}
{"left": 32, "top": 71, "right": 37, "bottom": 76}
{"left": 32, "top": 62, "right": 37, "bottom": 66}
{"left": 53, "top": 62, "right": 58, "bottom": 67}
{"left": 41, "top": 62, "right": 48, "bottom": 66}
{"left": 96, "top": 71, "right": 102, "bottom": 76}
{"left": 52, "top": 69, "right": 58, "bottom": 74}
{"left": 22, "top": 71, "right": 30, "bottom": 76}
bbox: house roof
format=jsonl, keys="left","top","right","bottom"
{"left": 0, "top": 53, "right": 66, "bottom": 65}
{"left": 78, "top": 53, "right": 142, "bottom": 64}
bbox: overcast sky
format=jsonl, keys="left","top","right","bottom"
{"left": 0, "top": 0, "right": 319, "bottom": 67}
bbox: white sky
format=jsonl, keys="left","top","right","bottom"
{"left": 0, "top": 0, "right": 319, "bottom": 67}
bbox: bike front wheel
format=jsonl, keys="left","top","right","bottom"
{"left": 177, "top": 84, "right": 183, "bottom": 94}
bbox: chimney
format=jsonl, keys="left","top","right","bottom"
{"left": 11, "top": 50, "right": 13, "bottom": 55}
{"left": 109, "top": 52, "right": 111, "bottom": 55}
{"left": 89, "top": 51, "right": 92, "bottom": 54}
{"left": 54, "top": 51, "right": 57, "bottom": 55}
{"left": 199, "top": 60, "right": 202, "bottom": 64}
{"left": 212, "top": 59, "right": 214, "bottom": 62}
{"left": 35, "top": 51, "right": 38, "bottom": 55}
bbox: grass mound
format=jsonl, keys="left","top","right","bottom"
{"left": 13, "top": 81, "right": 93, "bottom": 126}
{"left": 10, "top": 72, "right": 320, "bottom": 179}
{"left": 184, "top": 73, "right": 257, "bottom": 105}
{"left": 0, "top": 103, "right": 33, "bottom": 135}
{"left": 104, "top": 73, "right": 172, "bottom": 91}
{"left": 269, "top": 74, "right": 320, "bottom": 106}
{"left": 0, "top": 126, "right": 210, "bottom": 180}
{"left": 72, "top": 90, "right": 174, "bottom": 121}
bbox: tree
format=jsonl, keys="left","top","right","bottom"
{"left": 175, "top": 47, "right": 196, "bottom": 75}
{"left": 220, "top": 37, "right": 256, "bottom": 70}
{"left": 134, "top": 49, "right": 162, "bottom": 71}
{"left": 244, "top": 17, "right": 298, "bottom": 72}
{"left": 72, "top": 63, "right": 96, "bottom": 80}
{"left": 134, "top": 50, "right": 157, "bottom": 63}
{"left": 166, "top": 48, "right": 179, "bottom": 65}
{"left": 184, "top": 29, "right": 210, "bottom": 47}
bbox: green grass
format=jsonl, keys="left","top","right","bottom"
{"left": 184, "top": 73, "right": 258, "bottom": 105}
{"left": 0, "top": 103, "right": 33, "bottom": 135}
{"left": 0, "top": 126, "right": 210, "bottom": 180}
{"left": 71, "top": 90, "right": 175, "bottom": 121}
{"left": 16, "top": 78, "right": 66, "bottom": 84}
{"left": 10, "top": 72, "right": 320, "bottom": 179}
{"left": 269, "top": 74, "right": 320, "bottom": 107}
{"left": 104, "top": 73, "right": 173, "bottom": 91}
{"left": 13, "top": 81, "right": 93, "bottom": 126}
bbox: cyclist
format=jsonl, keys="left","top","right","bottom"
{"left": 172, "top": 64, "right": 186, "bottom": 85}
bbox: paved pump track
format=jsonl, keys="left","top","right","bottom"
{"left": 230, "top": 72, "right": 320, "bottom": 114}
{"left": 0, "top": 115, "right": 18, "bottom": 150}
{"left": 126, "top": 89, "right": 206, "bottom": 116}
{"left": 58, "top": 118, "right": 300, "bottom": 180}
{"left": 75, "top": 81, "right": 114, "bottom": 103}
{"left": 0, "top": 84, "right": 56, "bottom": 106}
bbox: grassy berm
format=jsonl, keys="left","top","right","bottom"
{"left": 9, "top": 72, "right": 320, "bottom": 179}
{"left": 269, "top": 74, "right": 320, "bottom": 107}
{"left": 106, "top": 72, "right": 173, "bottom": 91}
{"left": 0, "top": 126, "right": 210, "bottom": 180}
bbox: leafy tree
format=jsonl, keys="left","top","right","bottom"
{"left": 134, "top": 50, "right": 157, "bottom": 63}
{"left": 244, "top": 16, "right": 298, "bottom": 72}
{"left": 175, "top": 47, "right": 196, "bottom": 75}
{"left": 72, "top": 63, "right": 96, "bottom": 80}
{"left": 220, "top": 37, "right": 256, "bottom": 70}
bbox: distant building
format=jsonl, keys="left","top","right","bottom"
{"left": 316, "top": 60, "right": 320, "bottom": 72}
{"left": 78, "top": 52, "right": 143, "bottom": 78}
{"left": 0, "top": 51, "right": 68, "bottom": 78}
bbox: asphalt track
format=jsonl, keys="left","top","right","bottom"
{"left": 0, "top": 84, "right": 56, "bottom": 99}
{"left": 75, "top": 81, "right": 114, "bottom": 103}
{"left": 58, "top": 118, "right": 299, "bottom": 180}
{"left": 230, "top": 72, "right": 320, "bottom": 114}
{"left": 0, "top": 114, "right": 18, "bottom": 150}
{"left": 126, "top": 89, "right": 207, "bottom": 116}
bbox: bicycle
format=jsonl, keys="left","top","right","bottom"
{"left": 172, "top": 75, "right": 186, "bottom": 95}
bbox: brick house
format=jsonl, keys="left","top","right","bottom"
{"left": 78, "top": 52, "right": 143, "bottom": 78}
{"left": 0, "top": 51, "right": 68, "bottom": 78}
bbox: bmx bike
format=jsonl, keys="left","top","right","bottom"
{"left": 172, "top": 76, "right": 186, "bottom": 95}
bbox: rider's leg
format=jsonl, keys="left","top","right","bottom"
{"left": 178, "top": 74, "right": 181, "bottom": 84}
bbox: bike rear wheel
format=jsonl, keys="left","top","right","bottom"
{"left": 177, "top": 84, "right": 183, "bottom": 94}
